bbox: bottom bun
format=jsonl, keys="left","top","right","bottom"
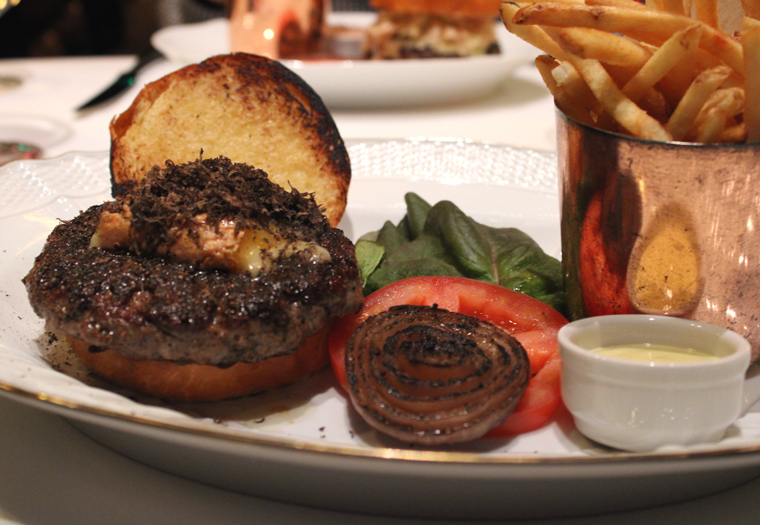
{"left": 68, "top": 325, "right": 332, "bottom": 402}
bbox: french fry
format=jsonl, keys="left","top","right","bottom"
{"left": 636, "top": 87, "right": 673, "bottom": 123}
{"left": 557, "top": 24, "right": 697, "bottom": 107}
{"left": 741, "top": 0, "right": 760, "bottom": 20}
{"left": 719, "top": 123, "right": 748, "bottom": 143}
{"left": 502, "top": 0, "right": 757, "bottom": 144}
{"left": 601, "top": 62, "right": 674, "bottom": 124}
{"left": 557, "top": 27, "right": 651, "bottom": 67}
{"left": 569, "top": 57, "right": 673, "bottom": 141}
{"left": 693, "top": 109, "right": 727, "bottom": 142}
{"left": 694, "top": 0, "right": 720, "bottom": 28}
{"left": 552, "top": 62, "right": 601, "bottom": 112}
{"left": 665, "top": 65, "right": 733, "bottom": 140}
{"left": 691, "top": 87, "right": 745, "bottom": 142}
{"left": 500, "top": 3, "right": 571, "bottom": 61}
{"left": 511, "top": 3, "right": 745, "bottom": 75}
{"left": 535, "top": 54, "right": 562, "bottom": 91}
{"left": 745, "top": 16, "right": 760, "bottom": 29}
{"left": 741, "top": 25, "right": 760, "bottom": 141}
{"left": 584, "top": 0, "right": 647, "bottom": 8}
{"left": 535, "top": 54, "right": 561, "bottom": 74}
{"left": 682, "top": 0, "right": 694, "bottom": 16}
{"left": 621, "top": 24, "right": 702, "bottom": 103}
{"left": 551, "top": 60, "right": 617, "bottom": 128}
{"left": 535, "top": 55, "right": 597, "bottom": 126}
{"left": 696, "top": 86, "right": 746, "bottom": 117}
{"left": 660, "top": 0, "right": 687, "bottom": 15}
{"left": 656, "top": 33, "right": 701, "bottom": 104}
{"left": 603, "top": 63, "right": 640, "bottom": 87}
{"left": 692, "top": 48, "right": 744, "bottom": 90}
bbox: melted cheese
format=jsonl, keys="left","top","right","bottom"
{"left": 91, "top": 210, "right": 330, "bottom": 276}
{"left": 236, "top": 227, "right": 331, "bottom": 277}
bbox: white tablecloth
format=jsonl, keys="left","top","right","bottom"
{"left": 0, "top": 55, "right": 556, "bottom": 158}
{"left": 0, "top": 54, "right": 759, "bottom": 525}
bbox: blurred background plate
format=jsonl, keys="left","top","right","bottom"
{"left": 150, "top": 13, "right": 536, "bottom": 108}
{"left": 0, "top": 114, "right": 71, "bottom": 150}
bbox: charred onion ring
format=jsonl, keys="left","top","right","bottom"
{"left": 345, "top": 304, "right": 530, "bottom": 445}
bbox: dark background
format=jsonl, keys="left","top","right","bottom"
{"left": 0, "top": 0, "right": 372, "bottom": 59}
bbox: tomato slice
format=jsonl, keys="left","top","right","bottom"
{"left": 484, "top": 354, "right": 562, "bottom": 437}
{"left": 328, "top": 276, "right": 568, "bottom": 437}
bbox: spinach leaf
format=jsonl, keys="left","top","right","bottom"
{"left": 355, "top": 193, "right": 565, "bottom": 313}
{"left": 478, "top": 225, "right": 564, "bottom": 312}
{"left": 365, "top": 259, "right": 462, "bottom": 293}
{"left": 400, "top": 192, "right": 432, "bottom": 240}
{"left": 422, "top": 200, "right": 499, "bottom": 284}
{"left": 376, "top": 220, "right": 409, "bottom": 253}
{"left": 355, "top": 240, "right": 385, "bottom": 287}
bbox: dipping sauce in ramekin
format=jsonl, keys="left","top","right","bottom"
{"left": 559, "top": 315, "right": 751, "bottom": 452}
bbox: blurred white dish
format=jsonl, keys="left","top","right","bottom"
{"left": 0, "top": 114, "right": 71, "bottom": 149}
{"left": 151, "top": 14, "right": 536, "bottom": 108}
{"left": 560, "top": 315, "right": 752, "bottom": 452}
{"left": 3, "top": 140, "right": 760, "bottom": 520}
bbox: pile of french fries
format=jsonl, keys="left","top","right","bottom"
{"left": 500, "top": 0, "right": 760, "bottom": 143}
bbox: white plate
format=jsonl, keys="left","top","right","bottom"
{"left": 2, "top": 139, "right": 760, "bottom": 520}
{"left": 150, "top": 14, "right": 536, "bottom": 108}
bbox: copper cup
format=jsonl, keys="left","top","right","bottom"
{"left": 557, "top": 110, "right": 760, "bottom": 361}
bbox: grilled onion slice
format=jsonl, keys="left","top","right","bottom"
{"left": 345, "top": 304, "right": 530, "bottom": 445}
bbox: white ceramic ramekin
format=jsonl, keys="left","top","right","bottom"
{"left": 558, "top": 315, "right": 751, "bottom": 452}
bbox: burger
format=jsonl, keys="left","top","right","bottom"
{"left": 23, "top": 157, "right": 364, "bottom": 402}
{"left": 364, "top": 0, "right": 504, "bottom": 59}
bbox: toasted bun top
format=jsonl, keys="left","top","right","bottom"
{"left": 110, "top": 53, "right": 350, "bottom": 227}
{"left": 370, "top": 0, "right": 502, "bottom": 18}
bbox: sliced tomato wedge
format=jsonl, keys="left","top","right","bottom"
{"left": 328, "top": 276, "right": 568, "bottom": 437}
{"left": 483, "top": 354, "right": 562, "bottom": 437}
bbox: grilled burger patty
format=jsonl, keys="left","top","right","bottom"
{"left": 23, "top": 157, "right": 363, "bottom": 366}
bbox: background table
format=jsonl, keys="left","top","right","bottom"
{"left": 1, "top": 54, "right": 759, "bottom": 525}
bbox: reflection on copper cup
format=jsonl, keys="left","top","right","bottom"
{"left": 557, "top": 110, "right": 760, "bottom": 362}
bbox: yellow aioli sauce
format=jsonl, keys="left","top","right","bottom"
{"left": 591, "top": 343, "right": 719, "bottom": 363}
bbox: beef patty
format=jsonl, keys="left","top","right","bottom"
{"left": 23, "top": 157, "right": 363, "bottom": 366}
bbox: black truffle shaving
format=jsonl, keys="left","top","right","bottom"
{"left": 120, "top": 156, "right": 328, "bottom": 256}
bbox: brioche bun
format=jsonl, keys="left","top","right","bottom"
{"left": 68, "top": 325, "right": 332, "bottom": 403}
{"left": 109, "top": 53, "right": 350, "bottom": 227}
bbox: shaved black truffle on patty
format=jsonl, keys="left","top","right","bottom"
{"left": 23, "top": 157, "right": 364, "bottom": 366}
{"left": 117, "top": 156, "right": 328, "bottom": 252}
